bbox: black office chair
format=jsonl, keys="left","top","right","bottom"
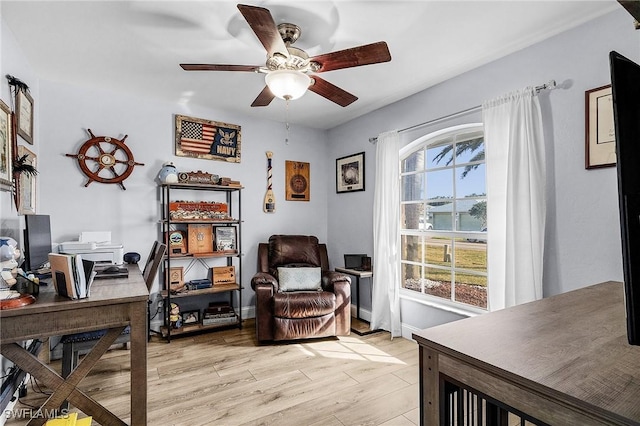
{"left": 60, "top": 241, "right": 166, "bottom": 388}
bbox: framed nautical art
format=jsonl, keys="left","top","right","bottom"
{"left": 0, "top": 99, "right": 12, "bottom": 190}
{"left": 17, "top": 145, "right": 36, "bottom": 215}
{"left": 214, "top": 226, "right": 237, "bottom": 253}
{"left": 336, "top": 152, "right": 365, "bottom": 193}
{"left": 585, "top": 85, "right": 615, "bottom": 169}
{"left": 16, "top": 88, "right": 34, "bottom": 144}
{"left": 285, "top": 160, "right": 310, "bottom": 201}
{"left": 175, "top": 114, "right": 241, "bottom": 163}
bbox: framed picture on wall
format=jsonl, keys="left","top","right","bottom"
{"left": 0, "top": 99, "right": 12, "bottom": 190}
{"left": 585, "top": 85, "right": 615, "bottom": 169}
{"left": 16, "top": 89, "right": 34, "bottom": 145}
{"left": 285, "top": 160, "right": 310, "bottom": 201}
{"left": 175, "top": 114, "right": 241, "bottom": 163}
{"left": 336, "top": 152, "right": 365, "bottom": 193}
{"left": 17, "top": 145, "right": 36, "bottom": 215}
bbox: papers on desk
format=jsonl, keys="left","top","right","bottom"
{"left": 48, "top": 253, "right": 97, "bottom": 299}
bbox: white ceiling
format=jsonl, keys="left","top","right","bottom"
{"left": 1, "top": 1, "right": 621, "bottom": 130}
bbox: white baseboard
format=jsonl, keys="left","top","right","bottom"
{"left": 351, "top": 304, "right": 372, "bottom": 323}
{"left": 350, "top": 304, "right": 419, "bottom": 342}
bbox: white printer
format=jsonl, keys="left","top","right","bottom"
{"left": 58, "top": 231, "right": 124, "bottom": 265}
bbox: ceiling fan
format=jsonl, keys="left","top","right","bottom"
{"left": 180, "top": 4, "right": 392, "bottom": 107}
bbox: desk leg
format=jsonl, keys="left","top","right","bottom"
{"left": 130, "top": 301, "right": 148, "bottom": 426}
{"left": 419, "top": 346, "right": 440, "bottom": 426}
{"left": 1, "top": 328, "right": 126, "bottom": 426}
{"left": 355, "top": 275, "right": 361, "bottom": 321}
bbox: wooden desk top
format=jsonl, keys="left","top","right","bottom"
{"left": 413, "top": 281, "right": 640, "bottom": 423}
{"left": 1, "top": 264, "right": 148, "bottom": 342}
{"left": 335, "top": 267, "right": 373, "bottom": 278}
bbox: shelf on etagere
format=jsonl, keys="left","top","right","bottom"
{"left": 160, "top": 219, "right": 240, "bottom": 224}
{"left": 161, "top": 182, "right": 243, "bottom": 191}
{"left": 165, "top": 251, "right": 240, "bottom": 260}
{"left": 161, "top": 283, "right": 241, "bottom": 299}
{"left": 160, "top": 318, "right": 240, "bottom": 337}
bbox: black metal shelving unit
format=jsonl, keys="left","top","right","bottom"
{"left": 159, "top": 183, "right": 243, "bottom": 341}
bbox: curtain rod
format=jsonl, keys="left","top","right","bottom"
{"left": 369, "top": 79, "right": 557, "bottom": 143}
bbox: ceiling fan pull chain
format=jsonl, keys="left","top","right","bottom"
{"left": 285, "top": 98, "right": 290, "bottom": 145}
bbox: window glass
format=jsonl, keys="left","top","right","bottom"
{"left": 401, "top": 173, "right": 424, "bottom": 201}
{"left": 426, "top": 169, "right": 453, "bottom": 199}
{"left": 402, "top": 149, "right": 425, "bottom": 173}
{"left": 400, "top": 124, "right": 487, "bottom": 310}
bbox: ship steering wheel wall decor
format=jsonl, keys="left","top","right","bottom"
{"left": 66, "top": 129, "right": 144, "bottom": 190}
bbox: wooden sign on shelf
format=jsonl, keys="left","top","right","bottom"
{"left": 167, "top": 230, "right": 187, "bottom": 255}
{"left": 169, "top": 267, "right": 185, "bottom": 292}
{"left": 212, "top": 266, "right": 236, "bottom": 285}
{"left": 187, "top": 224, "right": 214, "bottom": 254}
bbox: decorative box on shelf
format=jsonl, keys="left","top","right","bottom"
{"left": 187, "top": 224, "right": 214, "bottom": 254}
{"left": 177, "top": 170, "right": 220, "bottom": 185}
{"left": 169, "top": 201, "right": 231, "bottom": 221}
{"left": 187, "top": 279, "right": 212, "bottom": 290}
{"left": 212, "top": 266, "right": 235, "bottom": 285}
{"left": 167, "top": 230, "right": 188, "bottom": 254}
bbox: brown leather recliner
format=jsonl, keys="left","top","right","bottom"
{"left": 251, "top": 235, "right": 351, "bottom": 342}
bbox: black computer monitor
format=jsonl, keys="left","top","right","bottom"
{"left": 610, "top": 51, "right": 640, "bottom": 346}
{"left": 23, "top": 214, "right": 52, "bottom": 273}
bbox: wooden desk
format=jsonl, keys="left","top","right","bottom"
{"left": 334, "top": 267, "right": 373, "bottom": 321}
{"left": 412, "top": 281, "right": 640, "bottom": 425}
{"left": 0, "top": 264, "right": 148, "bottom": 425}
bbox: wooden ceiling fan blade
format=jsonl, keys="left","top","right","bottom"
{"left": 618, "top": 1, "right": 640, "bottom": 21}
{"left": 180, "top": 64, "right": 260, "bottom": 72}
{"left": 308, "top": 76, "right": 358, "bottom": 107}
{"left": 251, "top": 86, "right": 275, "bottom": 107}
{"left": 237, "top": 4, "right": 289, "bottom": 58}
{"left": 310, "top": 41, "right": 391, "bottom": 73}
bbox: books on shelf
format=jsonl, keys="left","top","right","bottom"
{"left": 202, "top": 302, "right": 237, "bottom": 325}
{"left": 48, "top": 253, "right": 96, "bottom": 299}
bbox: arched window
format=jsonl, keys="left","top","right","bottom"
{"left": 399, "top": 123, "right": 487, "bottom": 310}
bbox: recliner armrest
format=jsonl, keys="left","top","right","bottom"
{"left": 322, "top": 270, "right": 351, "bottom": 292}
{"left": 251, "top": 272, "right": 278, "bottom": 291}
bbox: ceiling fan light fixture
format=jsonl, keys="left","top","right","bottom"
{"left": 265, "top": 69, "right": 311, "bottom": 101}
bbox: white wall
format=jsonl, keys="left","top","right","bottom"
{"left": 327, "top": 8, "right": 640, "bottom": 335}
{"left": 0, "top": 10, "right": 39, "bottom": 241}
{"left": 36, "top": 80, "right": 330, "bottom": 310}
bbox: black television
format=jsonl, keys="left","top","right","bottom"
{"left": 23, "top": 214, "right": 52, "bottom": 273}
{"left": 610, "top": 51, "right": 640, "bottom": 346}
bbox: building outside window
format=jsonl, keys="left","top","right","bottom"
{"left": 399, "top": 124, "right": 487, "bottom": 311}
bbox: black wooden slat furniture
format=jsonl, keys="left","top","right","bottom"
{"left": 413, "top": 281, "right": 640, "bottom": 425}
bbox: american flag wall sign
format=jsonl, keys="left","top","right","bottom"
{"left": 175, "top": 114, "right": 241, "bottom": 163}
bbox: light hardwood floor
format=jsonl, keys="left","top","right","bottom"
{"left": 7, "top": 319, "right": 419, "bottom": 426}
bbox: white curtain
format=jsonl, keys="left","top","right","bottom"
{"left": 371, "top": 130, "right": 402, "bottom": 337}
{"left": 483, "top": 87, "right": 546, "bottom": 311}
